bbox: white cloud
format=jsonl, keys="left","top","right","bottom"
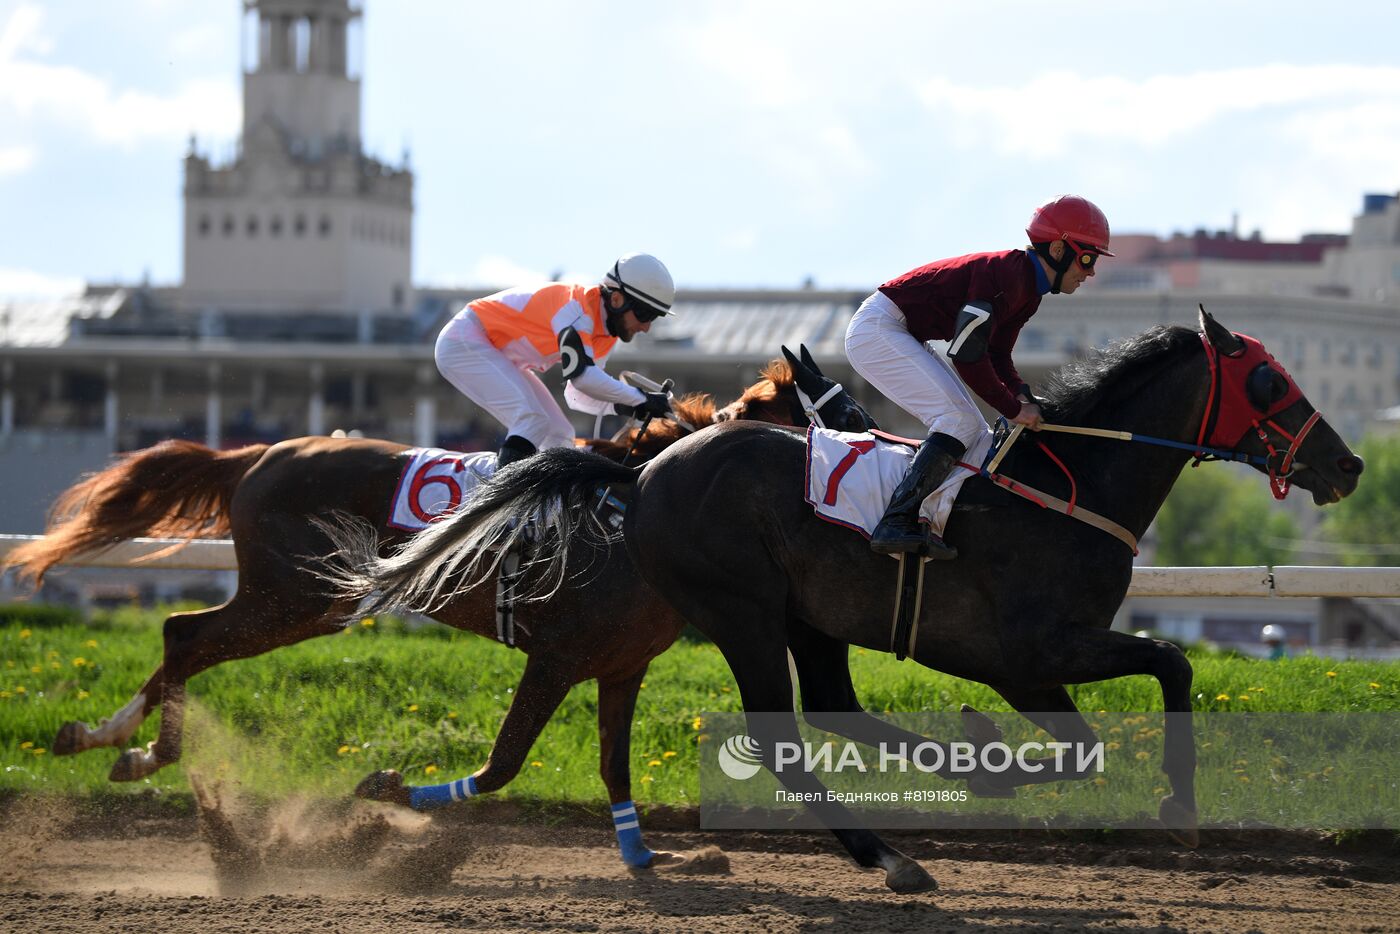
{"left": 0, "top": 144, "right": 35, "bottom": 176}
{"left": 0, "top": 266, "right": 84, "bottom": 299}
{"left": 0, "top": 4, "right": 239, "bottom": 149}
{"left": 917, "top": 65, "right": 1400, "bottom": 157}
{"left": 672, "top": 15, "right": 874, "bottom": 222}
{"left": 0, "top": 4, "right": 49, "bottom": 60}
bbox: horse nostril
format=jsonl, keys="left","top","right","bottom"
{"left": 1338, "top": 455, "right": 1365, "bottom": 476}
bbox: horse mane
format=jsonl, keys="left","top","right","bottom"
{"left": 715, "top": 359, "right": 795, "bottom": 422}
{"left": 589, "top": 392, "right": 718, "bottom": 462}
{"left": 587, "top": 359, "right": 797, "bottom": 463}
{"left": 1038, "top": 326, "right": 1199, "bottom": 424}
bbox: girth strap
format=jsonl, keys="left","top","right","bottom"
{"left": 495, "top": 544, "right": 522, "bottom": 647}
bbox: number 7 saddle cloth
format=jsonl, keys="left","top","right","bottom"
{"left": 803, "top": 426, "right": 993, "bottom": 540}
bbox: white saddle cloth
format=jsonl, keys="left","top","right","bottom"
{"left": 803, "top": 427, "right": 992, "bottom": 538}
{"left": 388, "top": 448, "right": 498, "bottom": 531}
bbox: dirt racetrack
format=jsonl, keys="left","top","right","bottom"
{"left": 1, "top": 794, "right": 1396, "bottom": 933}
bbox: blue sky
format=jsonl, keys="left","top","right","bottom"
{"left": 3, "top": 1, "right": 1399, "bottom": 298}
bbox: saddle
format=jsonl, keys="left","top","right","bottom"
{"left": 804, "top": 420, "right": 1139, "bottom": 555}
{"left": 494, "top": 484, "right": 627, "bottom": 648}
{"left": 803, "top": 427, "right": 991, "bottom": 542}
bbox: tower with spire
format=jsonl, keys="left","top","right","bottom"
{"left": 181, "top": 0, "right": 413, "bottom": 314}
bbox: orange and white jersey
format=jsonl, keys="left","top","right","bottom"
{"left": 467, "top": 283, "right": 619, "bottom": 373}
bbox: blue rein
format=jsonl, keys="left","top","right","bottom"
{"left": 982, "top": 417, "right": 1271, "bottom": 471}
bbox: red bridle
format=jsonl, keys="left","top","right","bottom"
{"left": 1195, "top": 332, "right": 1319, "bottom": 500}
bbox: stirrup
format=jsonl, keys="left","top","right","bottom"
{"left": 870, "top": 524, "right": 958, "bottom": 559}
{"left": 870, "top": 517, "right": 924, "bottom": 555}
{"left": 922, "top": 533, "right": 957, "bottom": 560}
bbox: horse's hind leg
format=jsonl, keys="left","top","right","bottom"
{"left": 980, "top": 685, "right": 1103, "bottom": 789}
{"left": 597, "top": 668, "right": 679, "bottom": 869}
{"left": 109, "top": 593, "right": 342, "bottom": 781}
{"left": 53, "top": 666, "right": 165, "bottom": 757}
{"left": 1024, "top": 629, "right": 1198, "bottom": 846}
{"left": 358, "top": 655, "right": 574, "bottom": 808}
{"left": 55, "top": 606, "right": 241, "bottom": 756}
{"left": 788, "top": 624, "right": 966, "bottom": 768}
{"left": 706, "top": 624, "right": 935, "bottom": 894}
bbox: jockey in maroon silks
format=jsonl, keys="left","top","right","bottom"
{"left": 844, "top": 195, "right": 1115, "bottom": 558}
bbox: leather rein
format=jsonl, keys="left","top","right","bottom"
{"left": 964, "top": 334, "right": 1321, "bottom": 553}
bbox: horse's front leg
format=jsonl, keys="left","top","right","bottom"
{"left": 53, "top": 666, "right": 163, "bottom": 757}
{"left": 597, "top": 668, "right": 681, "bottom": 869}
{"left": 358, "top": 654, "right": 573, "bottom": 809}
{"left": 1030, "top": 628, "right": 1198, "bottom": 847}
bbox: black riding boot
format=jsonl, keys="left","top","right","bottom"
{"left": 869, "top": 431, "right": 966, "bottom": 558}
{"left": 496, "top": 435, "right": 537, "bottom": 469}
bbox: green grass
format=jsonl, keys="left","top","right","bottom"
{"left": 1, "top": 606, "right": 1397, "bottom": 809}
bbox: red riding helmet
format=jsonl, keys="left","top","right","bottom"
{"left": 1026, "top": 195, "right": 1115, "bottom": 256}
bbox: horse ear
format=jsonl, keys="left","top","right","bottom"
{"left": 782, "top": 344, "right": 824, "bottom": 395}
{"left": 1199, "top": 304, "right": 1244, "bottom": 356}
{"left": 799, "top": 344, "right": 823, "bottom": 377}
{"left": 781, "top": 345, "right": 801, "bottom": 375}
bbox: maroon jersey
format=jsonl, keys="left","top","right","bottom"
{"left": 878, "top": 249, "right": 1042, "bottom": 419}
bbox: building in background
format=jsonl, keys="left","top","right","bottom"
{"left": 1, "top": 2, "right": 1399, "bottom": 654}
{"left": 1323, "top": 192, "right": 1400, "bottom": 305}
{"left": 182, "top": 0, "right": 413, "bottom": 316}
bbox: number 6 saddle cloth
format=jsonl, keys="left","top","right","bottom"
{"left": 803, "top": 426, "right": 993, "bottom": 540}
{"left": 387, "top": 447, "right": 499, "bottom": 531}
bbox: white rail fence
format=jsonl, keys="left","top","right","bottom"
{"left": 2, "top": 534, "right": 1400, "bottom": 598}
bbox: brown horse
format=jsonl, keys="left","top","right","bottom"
{"left": 5, "top": 349, "right": 874, "bottom": 868}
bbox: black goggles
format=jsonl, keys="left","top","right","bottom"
{"left": 629, "top": 297, "right": 665, "bottom": 323}
{"left": 610, "top": 287, "right": 666, "bottom": 323}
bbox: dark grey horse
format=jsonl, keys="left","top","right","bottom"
{"left": 330, "top": 310, "right": 1362, "bottom": 892}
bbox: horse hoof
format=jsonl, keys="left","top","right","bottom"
{"left": 108, "top": 747, "right": 157, "bottom": 782}
{"left": 959, "top": 704, "right": 1004, "bottom": 747}
{"left": 1159, "top": 795, "right": 1199, "bottom": 849}
{"left": 52, "top": 721, "right": 90, "bottom": 756}
{"left": 886, "top": 859, "right": 937, "bottom": 894}
{"left": 356, "top": 769, "right": 411, "bottom": 806}
{"left": 646, "top": 846, "right": 730, "bottom": 875}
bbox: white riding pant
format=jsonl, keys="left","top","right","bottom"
{"left": 844, "top": 291, "right": 988, "bottom": 450}
{"left": 434, "top": 312, "right": 575, "bottom": 450}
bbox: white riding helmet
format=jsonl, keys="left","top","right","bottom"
{"left": 604, "top": 253, "right": 676, "bottom": 318}
{"left": 1260, "top": 624, "right": 1285, "bottom": 642}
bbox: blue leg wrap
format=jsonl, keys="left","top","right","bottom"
{"left": 611, "top": 800, "right": 655, "bottom": 867}
{"left": 408, "top": 774, "right": 477, "bottom": 810}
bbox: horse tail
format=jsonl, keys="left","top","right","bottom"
{"left": 4, "top": 439, "right": 269, "bottom": 586}
{"left": 317, "top": 446, "right": 638, "bottom": 616}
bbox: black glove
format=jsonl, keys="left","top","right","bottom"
{"left": 625, "top": 392, "right": 672, "bottom": 420}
